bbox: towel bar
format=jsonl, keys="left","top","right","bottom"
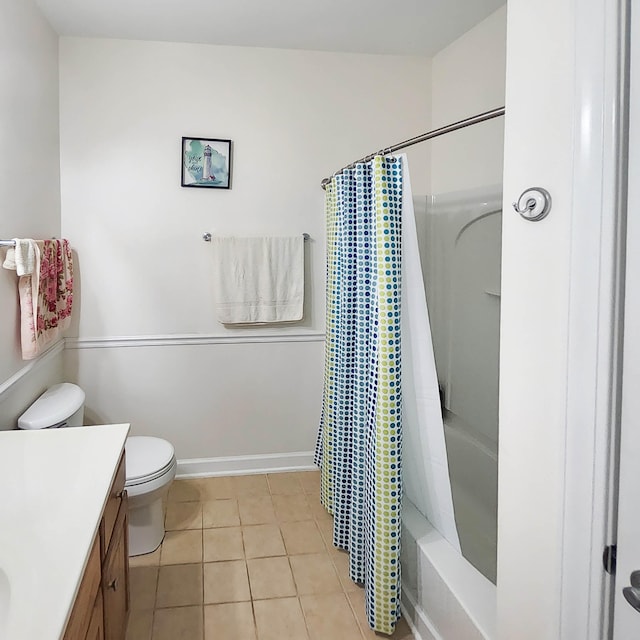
{"left": 203, "top": 233, "right": 310, "bottom": 242}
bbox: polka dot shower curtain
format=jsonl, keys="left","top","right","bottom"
{"left": 314, "top": 155, "right": 403, "bottom": 635}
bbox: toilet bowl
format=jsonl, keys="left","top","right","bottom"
{"left": 18, "top": 383, "right": 176, "bottom": 556}
{"left": 124, "top": 436, "right": 177, "bottom": 556}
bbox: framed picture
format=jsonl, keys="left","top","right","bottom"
{"left": 181, "top": 137, "right": 232, "bottom": 189}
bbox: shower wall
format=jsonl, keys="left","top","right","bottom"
{"left": 412, "top": 3, "right": 506, "bottom": 589}
{"left": 422, "top": 186, "right": 502, "bottom": 583}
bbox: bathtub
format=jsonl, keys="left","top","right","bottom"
{"left": 443, "top": 414, "right": 498, "bottom": 584}
{"left": 401, "top": 498, "right": 496, "bottom": 640}
{"left": 401, "top": 187, "right": 499, "bottom": 639}
{"left": 399, "top": 408, "right": 498, "bottom": 640}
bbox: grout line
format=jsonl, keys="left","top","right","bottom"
{"left": 143, "top": 472, "right": 326, "bottom": 640}
{"left": 201, "top": 520, "right": 205, "bottom": 610}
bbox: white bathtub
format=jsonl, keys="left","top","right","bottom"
{"left": 401, "top": 187, "right": 499, "bottom": 639}
{"left": 401, "top": 499, "right": 496, "bottom": 640}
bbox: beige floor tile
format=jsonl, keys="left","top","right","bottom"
{"left": 242, "top": 524, "right": 286, "bottom": 558}
{"left": 126, "top": 609, "right": 153, "bottom": 640}
{"left": 280, "top": 521, "right": 326, "bottom": 555}
{"left": 204, "top": 526, "right": 245, "bottom": 562}
{"left": 152, "top": 606, "right": 203, "bottom": 640}
{"left": 203, "top": 560, "right": 251, "bottom": 604}
{"left": 203, "top": 499, "right": 240, "bottom": 528}
{"left": 272, "top": 493, "right": 312, "bottom": 522}
{"left": 253, "top": 597, "right": 309, "bottom": 640}
{"left": 238, "top": 496, "right": 277, "bottom": 525}
{"left": 204, "top": 602, "right": 256, "bottom": 640}
{"left": 165, "top": 501, "right": 203, "bottom": 531}
{"left": 156, "top": 563, "right": 203, "bottom": 608}
{"left": 346, "top": 589, "right": 413, "bottom": 639}
{"left": 129, "top": 566, "right": 158, "bottom": 611}
{"left": 316, "top": 517, "right": 336, "bottom": 548}
{"left": 296, "top": 470, "right": 321, "bottom": 495}
{"left": 198, "top": 476, "right": 236, "bottom": 500}
{"left": 330, "top": 550, "right": 362, "bottom": 592}
{"left": 129, "top": 546, "right": 161, "bottom": 568}
{"left": 308, "top": 498, "right": 332, "bottom": 522}
{"left": 300, "top": 593, "right": 363, "bottom": 640}
{"left": 289, "top": 553, "right": 342, "bottom": 595}
{"left": 391, "top": 618, "right": 414, "bottom": 640}
{"left": 247, "top": 556, "right": 296, "bottom": 599}
{"left": 168, "top": 479, "right": 205, "bottom": 502}
{"left": 160, "top": 529, "right": 203, "bottom": 565}
{"left": 232, "top": 474, "right": 270, "bottom": 496}
{"left": 297, "top": 469, "right": 320, "bottom": 495}
{"left": 266, "top": 472, "right": 304, "bottom": 495}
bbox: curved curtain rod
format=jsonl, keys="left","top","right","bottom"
{"left": 320, "top": 106, "right": 506, "bottom": 190}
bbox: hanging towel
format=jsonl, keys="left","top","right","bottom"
{"left": 211, "top": 236, "right": 304, "bottom": 324}
{"left": 3, "top": 239, "right": 74, "bottom": 359}
{"left": 2, "top": 238, "right": 37, "bottom": 275}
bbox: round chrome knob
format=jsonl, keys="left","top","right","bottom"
{"left": 512, "top": 187, "right": 552, "bottom": 221}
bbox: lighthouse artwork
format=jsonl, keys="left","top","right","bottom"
{"left": 202, "top": 145, "right": 214, "bottom": 181}
{"left": 181, "top": 137, "right": 232, "bottom": 189}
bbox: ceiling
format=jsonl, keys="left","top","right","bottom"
{"left": 34, "top": 0, "right": 505, "bottom": 57}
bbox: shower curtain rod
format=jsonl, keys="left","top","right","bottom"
{"left": 320, "top": 106, "right": 505, "bottom": 189}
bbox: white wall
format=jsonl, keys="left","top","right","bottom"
{"left": 430, "top": 5, "right": 507, "bottom": 194}
{"left": 0, "top": 0, "right": 64, "bottom": 428}
{"left": 424, "top": 5, "right": 506, "bottom": 433}
{"left": 59, "top": 38, "right": 431, "bottom": 461}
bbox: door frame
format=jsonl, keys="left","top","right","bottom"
{"left": 497, "top": 0, "right": 628, "bottom": 637}
{"left": 611, "top": 0, "right": 639, "bottom": 635}
{"left": 559, "top": 0, "right": 628, "bottom": 636}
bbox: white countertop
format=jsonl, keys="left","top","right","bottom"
{"left": 0, "top": 424, "right": 130, "bottom": 640}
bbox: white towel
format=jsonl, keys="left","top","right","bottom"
{"left": 211, "top": 236, "right": 304, "bottom": 324}
{"left": 2, "top": 238, "right": 37, "bottom": 276}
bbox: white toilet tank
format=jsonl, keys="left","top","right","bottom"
{"left": 18, "top": 383, "right": 86, "bottom": 430}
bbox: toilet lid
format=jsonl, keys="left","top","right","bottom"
{"left": 125, "top": 436, "right": 175, "bottom": 482}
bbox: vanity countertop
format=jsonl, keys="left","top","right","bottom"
{"left": 0, "top": 423, "right": 130, "bottom": 640}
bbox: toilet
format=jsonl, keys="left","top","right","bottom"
{"left": 18, "top": 382, "right": 176, "bottom": 557}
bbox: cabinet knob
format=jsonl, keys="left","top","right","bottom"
{"left": 108, "top": 578, "right": 118, "bottom": 591}
{"left": 115, "top": 490, "right": 125, "bottom": 499}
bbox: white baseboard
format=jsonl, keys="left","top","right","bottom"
{"left": 176, "top": 451, "right": 316, "bottom": 478}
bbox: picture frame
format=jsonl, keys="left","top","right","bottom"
{"left": 181, "top": 137, "right": 232, "bottom": 189}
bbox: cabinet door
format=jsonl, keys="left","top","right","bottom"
{"left": 103, "top": 494, "right": 130, "bottom": 640}
{"left": 101, "top": 454, "right": 126, "bottom": 560}
{"left": 86, "top": 590, "right": 104, "bottom": 640}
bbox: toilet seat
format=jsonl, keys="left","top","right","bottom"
{"left": 125, "top": 436, "right": 176, "bottom": 486}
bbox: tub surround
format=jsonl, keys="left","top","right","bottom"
{"left": 0, "top": 423, "right": 129, "bottom": 639}
{"left": 402, "top": 499, "right": 496, "bottom": 640}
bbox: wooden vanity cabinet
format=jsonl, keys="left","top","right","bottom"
{"left": 102, "top": 492, "right": 129, "bottom": 640}
{"left": 85, "top": 590, "right": 104, "bottom": 640}
{"left": 64, "top": 453, "right": 130, "bottom": 640}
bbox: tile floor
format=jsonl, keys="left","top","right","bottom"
{"left": 126, "top": 470, "right": 414, "bottom": 640}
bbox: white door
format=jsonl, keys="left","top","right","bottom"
{"left": 613, "top": 3, "right": 640, "bottom": 636}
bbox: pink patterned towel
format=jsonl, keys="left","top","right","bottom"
{"left": 16, "top": 239, "right": 74, "bottom": 360}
